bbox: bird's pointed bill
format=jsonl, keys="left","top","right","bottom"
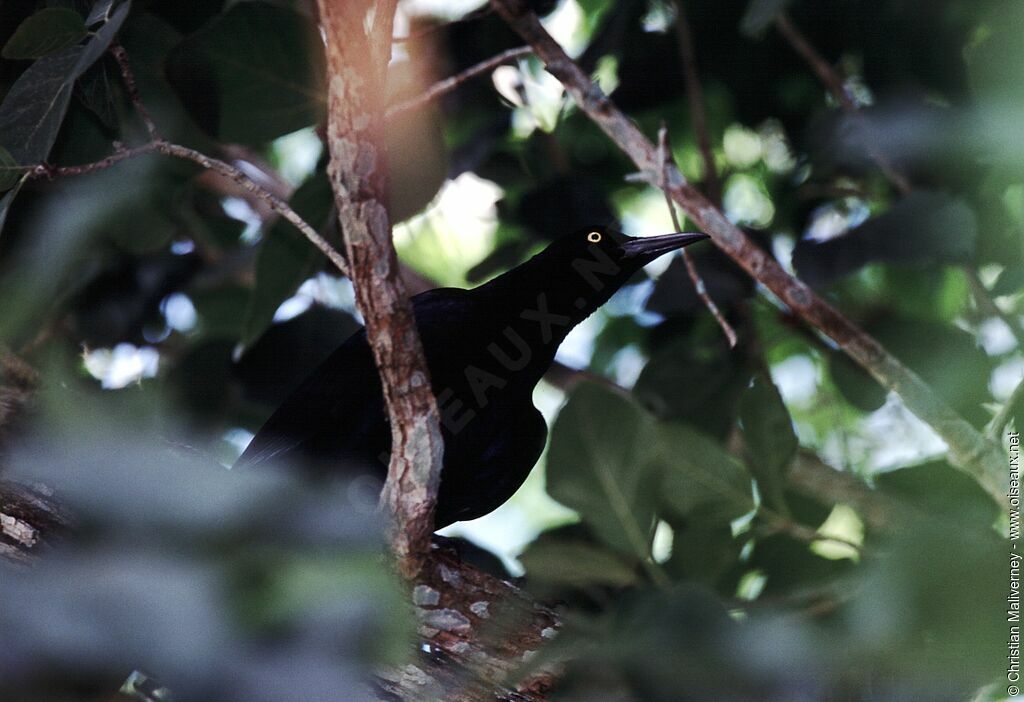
{"left": 620, "top": 232, "right": 710, "bottom": 259}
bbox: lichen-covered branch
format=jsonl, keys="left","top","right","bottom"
{"left": 489, "top": 0, "right": 1007, "bottom": 504}
{"left": 316, "top": 0, "right": 444, "bottom": 578}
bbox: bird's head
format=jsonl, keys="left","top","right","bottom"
{"left": 549, "top": 226, "right": 710, "bottom": 272}
{"left": 500, "top": 226, "right": 711, "bottom": 327}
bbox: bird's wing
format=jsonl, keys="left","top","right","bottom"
{"left": 234, "top": 328, "right": 381, "bottom": 471}
{"left": 236, "top": 287, "right": 471, "bottom": 472}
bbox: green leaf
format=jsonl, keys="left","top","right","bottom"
{"left": 2, "top": 8, "right": 88, "bottom": 60}
{"left": 740, "top": 0, "right": 794, "bottom": 38}
{"left": 0, "top": 146, "right": 25, "bottom": 191}
{"left": 241, "top": 172, "right": 334, "bottom": 349}
{"left": 548, "top": 383, "right": 755, "bottom": 557}
{"left": 656, "top": 421, "right": 755, "bottom": 526}
{"left": 665, "top": 516, "right": 742, "bottom": 589}
{"left": 0, "top": 1, "right": 130, "bottom": 166}
{"left": 633, "top": 335, "right": 751, "bottom": 439}
{"left": 519, "top": 536, "right": 640, "bottom": 588}
{"left": 739, "top": 372, "right": 797, "bottom": 513}
{"left": 546, "top": 383, "right": 662, "bottom": 559}
{"left": 166, "top": 3, "right": 325, "bottom": 145}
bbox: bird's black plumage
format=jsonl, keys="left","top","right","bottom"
{"left": 236, "top": 227, "right": 709, "bottom": 528}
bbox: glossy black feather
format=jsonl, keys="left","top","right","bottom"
{"left": 236, "top": 227, "right": 709, "bottom": 529}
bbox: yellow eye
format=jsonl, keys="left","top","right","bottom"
{"left": 587, "top": 231, "right": 602, "bottom": 243}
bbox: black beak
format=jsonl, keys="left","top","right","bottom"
{"left": 621, "top": 232, "right": 710, "bottom": 260}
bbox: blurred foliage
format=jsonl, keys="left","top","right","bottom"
{"left": 0, "top": 0, "right": 1020, "bottom": 700}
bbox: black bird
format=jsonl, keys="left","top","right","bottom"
{"left": 236, "top": 227, "right": 709, "bottom": 528}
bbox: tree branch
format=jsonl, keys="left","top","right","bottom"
{"left": 317, "top": 0, "right": 444, "bottom": 578}
{"left": 489, "top": 0, "right": 1007, "bottom": 505}
{"left": 387, "top": 46, "right": 533, "bottom": 118}
{"left": 990, "top": 373, "right": 1024, "bottom": 440}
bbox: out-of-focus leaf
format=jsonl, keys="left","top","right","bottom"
{"left": 993, "top": 263, "right": 1024, "bottom": 297}
{"left": 828, "top": 347, "right": 886, "bottom": 412}
{"left": 192, "top": 284, "right": 250, "bottom": 340}
{"left": 547, "top": 383, "right": 662, "bottom": 559}
{"left": 241, "top": 172, "right": 334, "bottom": 349}
{"left": 0, "top": 1, "right": 129, "bottom": 165}
{"left": 793, "top": 191, "right": 978, "bottom": 288}
{"left": 0, "top": 145, "right": 24, "bottom": 191}
{"left": 665, "top": 517, "right": 742, "bottom": 589}
{"left": 850, "top": 523, "right": 1003, "bottom": 683}
{"left": 519, "top": 537, "right": 640, "bottom": 588}
{"left": 634, "top": 334, "right": 751, "bottom": 439}
{"left": 828, "top": 315, "right": 992, "bottom": 423}
{"left": 2, "top": 8, "right": 87, "bottom": 60}
{"left": 739, "top": 372, "right": 797, "bottom": 513}
{"left": 548, "top": 382, "right": 753, "bottom": 550}
{"left": 386, "top": 61, "right": 448, "bottom": 223}
{"left": 874, "top": 459, "right": 1001, "bottom": 527}
{"left": 166, "top": 3, "right": 325, "bottom": 145}
{"left": 748, "top": 533, "right": 853, "bottom": 596}
{"left": 657, "top": 421, "right": 755, "bottom": 527}
{"left": 740, "top": 0, "right": 794, "bottom": 38}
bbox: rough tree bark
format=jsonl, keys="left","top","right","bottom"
{"left": 315, "top": 0, "right": 445, "bottom": 578}
{"left": 489, "top": 0, "right": 1008, "bottom": 505}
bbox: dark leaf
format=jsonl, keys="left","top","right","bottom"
{"left": 0, "top": 1, "right": 130, "bottom": 165}
{"left": 634, "top": 334, "right": 751, "bottom": 439}
{"left": 192, "top": 284, "right": 251, "bottom": 340}
{"left": 166, "top": 3, "right": 325, "bottom": 145}
{"left": 748, "top": 533, "right": 853, "bottom": 596}
{"left": 873, "top": 459, "right": 1001, "bottom": 528}
{"left": 657, "top": 421, "right": 755, "bottom": 527}
{"left": 2, "top": 8, "right": 87, "bottom": 60}
{"left": 739, "top": 372, "right": 797, "bottom": 513}
{"left": 793, "top": 191, "right": 977, "bottom": 288}
{"left": 547, "top": 383, "right": 662, "bottom": 559}
{"left": 520, "top": 536, "right": 640, "bottom": 588}
{"left": 665, "top": 515, "right": 742, "bottom": 589}
{"left": 828, "top": 315, "right": 992, "bottom": 424}
{"left": 740, "top": 0, "right": 794, "bottom": 38}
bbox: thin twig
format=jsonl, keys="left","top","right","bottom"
{"left": 672, "top": 0, "right": 720, "bottom": 204}
{"left": 154, "top": 142, "right": 350, "bottom": 277}
{"left": 387, "top": 46, "right": 533, "bottom": 117}
{"left": 109, "top": 42, "right": 159, "bottom": 140}
{"left": 657, "top": 125, "right": 738, "bottom": 347}
{"left": 989, "top": 374, "right": 1024, "bottom": 439}
{"left": 31, "top": 142, "right": 158, "bottom": 178}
